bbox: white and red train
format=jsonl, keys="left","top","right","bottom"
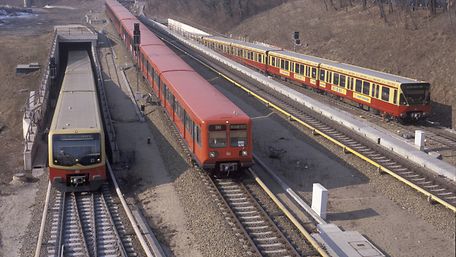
{"left": 105, "top": 0, "right": 253, "bottom": 173}
{"left": 48, "top": 50, "right": 106, "bottom": 191}
{"left": 200, "top": 36, "right": 431, "bottom": 122}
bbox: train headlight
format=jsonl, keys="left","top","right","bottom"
{"left": 241, "top": 150, "right": 248, "bottom": 157}
{"left": 209, "top": 151, "right": 218, "bottom": 158}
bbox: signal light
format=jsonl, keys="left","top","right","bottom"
{"left": 293, "top": 31, "right": 299, "bottom": 40}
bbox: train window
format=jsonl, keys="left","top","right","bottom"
{"left": 285, "top": 61, "right": 289, "bottom": 71}
{"left": 333, "top": 73, "right": 339, "bottom": 85}
{"left": 371, "top": 84, "right": 376, "bottom": 97}
{"left": 184, "top": 112, "right": 192, "bottom": 135}
{"left": 230, "top": 124, "right": 248, "bottom": 147}
{"left": 271, "top": 56, "right": 275, "bottom": 66}
{"left": 400, "top": 94, "right": 407, "bottom": 105}
{"left": 209, "top": 125, "right": 227, "bottom": 148}
{"left": 195, "top": 125, "right": 201, "bottom": 146}
{"left": 349, "top": 78, "right": 354, "bottom": 90}
{"left": 154, "top": 72, "right": 159, "bottom": 87}
{"left": 280, "top": 59, "right": 284, "bottom": 69}
{"left": 362, "top": 81, "right": 370, "bottom": 95}
{"left": 382, "top": 87, "right": 390, "bottom": 101}
{"left": 311, "top": 68, "right": 317, "bottom": 79}
{"left": 393, "top": 89, "right": 397, "bottom": 104}
{"left": 161, "top": 82, "right": 166, "bottom": 97}
{"left": 340, "top": 75, "right": 346, "bottom": 88}
{"left": 375, "top": 84, "right": 380, "bottom": 98}
{"left": 299, "top": 64, "right": 304, "bottom": 75}
{"left": 52, "top": 133, "right": 101, "bottom": 166}
{"left": 239, "top": 49, "right": 243, "bottom": 57}
{"left": 320, "top": 69, "right": 326, "bottom": 81}
{"left": 355, "top": 80, "right": 362, "bottom": 92}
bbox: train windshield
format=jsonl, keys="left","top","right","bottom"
{"left": 209, "top": 125, "right": 227, "bottom": 148}
{"left": 52, "top": 133, "right": 102, "bottom": 167}
{"left": 230, "top": 124, "right": 248, "bottom": 147}
{"left": 400, "top": 83, "right": 430, "bottom": 105}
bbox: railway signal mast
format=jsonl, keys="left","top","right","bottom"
{"left": 133, "top": 23, "right": 141, "bottom": 97}
{"left": 293, "top": 31, "right": 300, "bottom": 52}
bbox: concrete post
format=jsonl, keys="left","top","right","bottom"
{"left": 311, "top": 183, "right": 328, "bottom": 219}
{"left": 415, "top": 130, "right": 425, "bottom": 151}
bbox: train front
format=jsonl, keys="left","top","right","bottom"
{"left": 48, "top": 130, "right": 106, "bottom": 192}
{"left": 202, "top": 118, "right": 253, "bottom": 175}
{"left": 398, "top": 83, "right": 431, "bottom": 121}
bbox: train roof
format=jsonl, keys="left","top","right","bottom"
{"left": 205, "top": 36, "right": 281, "bottom": 53}
{"left": 320, "top": 61, "right": 422, "bottom": 85}
{"left": 106, "top": 0, "right": 136, "bottom": 21}
{"left": 270, "top": 48, "right": 423, "bottom": 85}
{"left": 148, "top": 52, "right": 194, "bottom": 73}
{"left": 121, "top": 19, "right": 165, "bottom": 46}
{"left": 161, "top": 70, "right": 249, "bottom": 122}
{"left": 50, "top": 51, "right": 101, "bottom": 131}
{"left": 206, "top": 35, "right": 425, "bottom": 86}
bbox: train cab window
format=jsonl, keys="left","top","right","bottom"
{"left": 320, "top": 69, "right": 326, "bottom": 81}
{"left": 340, "top": 75, "right": 346, "bottom": 88}
{"left": 311, "top": 68, "right": 317, "bottom": 79}
{"left": 362, "top": 81, "right": 370, "bottom": 95}
{"left": 381, "top": 87, "right": 390, "bottom": 102}
{"left": 230, "top": 124, "right": 248, "bottom": 147}
{"left": 400, "top": 94, "right": 407, "bottom": 105}
{"left": 208, "top": 125, "right": 227, "bottom": 148}
{"left": 333, "top": 73, "right": 339, "bottom": 85}
{"left": 52, "top": 133, "right": 101, "bottom": 166}
{"left": 355, "top": 80, "right": 362, "bottom": 93}
{"left": 392, "top": 89, "right": 397, "bottom": 104}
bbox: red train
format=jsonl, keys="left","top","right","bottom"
{"left": 105, "top": 0, "right": 253, "bottom": 173}
{"left": 201, "top": 36, "right": 431, "bottom": 122}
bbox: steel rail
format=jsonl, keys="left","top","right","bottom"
{"left": 248, "top": 168, "right": 330, "bottom": 257}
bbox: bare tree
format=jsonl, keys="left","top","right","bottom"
{"left": 362, "top": 0, "right": 367, "bottom": 10}
{"left": 429, "top": 0, "right": 437, "bottom": 16}
{"left": 321, "top": 0, "right": 329, "bottom": 11}
{"left": 377, "top": 0, "right": 387, "bottom": 22}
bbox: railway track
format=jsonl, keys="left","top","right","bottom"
{"left": 143, "top": 22, "right": 456, "bottom": 212}
{"left": 45, "top": 184, "right": 137, "bottom": 257}
{"left": 209, "top": 176, "right": 303, "bottom": 257}
{"left": 281, "top": 76, "right": 456, "bottom": 155}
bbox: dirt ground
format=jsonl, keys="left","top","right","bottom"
{"left": 147, "top": 0, "right": 456, "bottom": 129}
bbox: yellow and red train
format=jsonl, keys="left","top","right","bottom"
{"left": 48, "top": 50, "right": 106, "bottom": 191}
{"left": 201, "top": 36, "right": 431, "bottom": 122}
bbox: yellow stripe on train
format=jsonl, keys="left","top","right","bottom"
{"left": 331, "top": 85, "right": 347, "bottom": 95}
{"left": 353, "top": 92, "right": 371, "bottom": 103}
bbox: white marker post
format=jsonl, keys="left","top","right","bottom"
{"left": 311, "top": 183, "right": 328, "bottom": 219}
{"left": 415, "top": 130, "right": 425, "bottom": 151}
